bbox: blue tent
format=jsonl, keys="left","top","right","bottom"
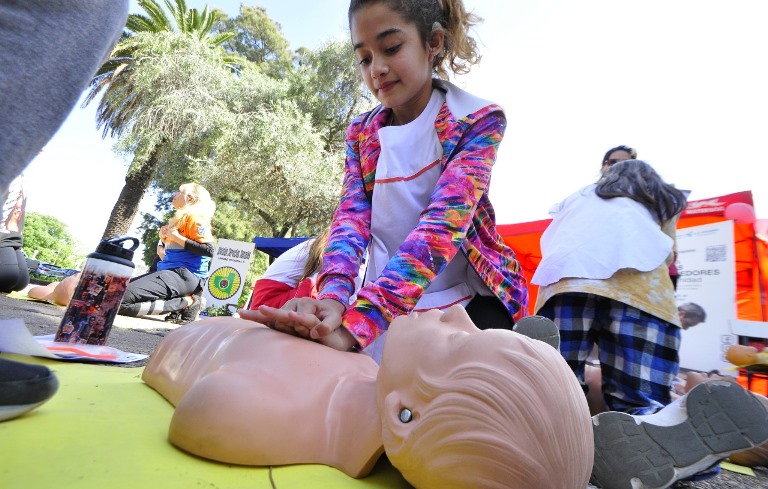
{"left": 252, "top": 236, "right": 311, "bottom": 259}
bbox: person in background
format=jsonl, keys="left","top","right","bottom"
{"left": 249, "top": 227, "right": 331, "bottom": 310}
{"left": 533, "top": 160, "right": 687, "bottom": 415}
{"left": 0, "top": 174, "right": 29, "bottom": 293}
{"left": 118, "top": 183, "right": 215, "bottom": 324}
{"left": 247, "top": 0, "right": 527, "bottom": 355}
{"left": 0, "top": 0, "right": 129, "bottom": 422}
{"left": 599, "top": 145, "right": 637, "bottom": 175}
{"left": 601, "top": 145, "right": 683, "bottom": 288}
{"left": 678, "top": 302, "right": 706, "bottom": 330}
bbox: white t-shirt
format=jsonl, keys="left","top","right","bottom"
{"left": 367, "top": 88, "right": 488, "bottom": 312}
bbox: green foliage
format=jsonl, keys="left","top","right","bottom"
{"left": 289, "top": 40, "right": 376, "bottom": 153}
{"left": 137, "top": 212, "right": 167, "bottom": 266}
{"left": 86, "top": 2, "right": 372, "bottom": 253}
{"left": 22, "top": 213, "right": 85, "bottom": 268}
{"left": 217, "top": 5, "right": 293, "bottom": 76}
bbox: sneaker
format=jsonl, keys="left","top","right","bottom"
{"left": 0, "top": 358, "right": 59, "bottom": 422}
{"left": 513, "top": 315, "right": 560, "bottom": 350}
{"left": 178, "top": 294, "right": 206, "bottom": 325}
{"left": 164, "top": 310, "right": 182, "bottom": 323}
{"left": 590, "top": 380, "right": 768, "bottom": 489}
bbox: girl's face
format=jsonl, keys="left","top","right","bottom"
{"left": 172, "top": 186, "right": 193, "bottom": 209}
{"left": 351, "top": 3, "right": 443, "bottom": 125}
{"left": 601, "top": 150, "right": 633, "bottom": 174}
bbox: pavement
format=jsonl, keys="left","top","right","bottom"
{"left": 2, "top": 289, "right": 768, "bottom": 487}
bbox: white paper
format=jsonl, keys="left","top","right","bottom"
{"left": 0, "top": 318, "right": 148, "bottom": 363}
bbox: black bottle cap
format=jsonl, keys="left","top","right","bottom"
{"left": 96, "top": 236, "right": 140, "bottom": 261}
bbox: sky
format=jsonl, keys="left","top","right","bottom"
{"left": 23, "top": 0, "right": 768, "bottom": 255}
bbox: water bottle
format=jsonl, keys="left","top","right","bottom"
{"left": 54, "top": 236, "right": 140, "bottom": 345}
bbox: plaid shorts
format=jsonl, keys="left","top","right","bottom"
{"left": 538, "top": 292, "right": 680, "bottom": 415}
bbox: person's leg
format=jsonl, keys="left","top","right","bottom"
{"left": 0, "top": 246, "right": 27, "bottom": 293}
{"left": 598, "top": 301, "right": 680, "bottom": 415}
{"left": 10, "top": 247, "right": 28, "bottom": 290}
{"left": 0, "top": 0, "right": 129, "bottom": 197}
{"left": 120, "top": 268, "right": 201, "bottom": 317}
{"left": 538, "top": 293, "right": 597, "bottom": 394}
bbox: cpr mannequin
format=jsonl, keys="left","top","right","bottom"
{"left": 142, "top": 306, "right": 594, "bottom": 488}
{"left": 27, "top": 272, "right": 80, "bottom": 306}
{"left": 723, "top": 344, "right": 768, "bottom": 467}
{"left": 141, "top": 318, "right": 383, "bottom": 478}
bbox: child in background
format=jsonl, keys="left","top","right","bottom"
{"left": 533, "top": 160, "right": 688, "bottom": 415}
{"left": 119, "top": 183, "right": 215, "bottom": 324}
{"left": 0, "top": 174, "right": 29, "bottom": 293}
{"left": 249, "top": 228, "right": 330, "bottom": 310}
{"left": 245, "top": 0, "right": 527, "bottom": 354}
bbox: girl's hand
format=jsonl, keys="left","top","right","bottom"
{"left": 241, "top": 304, "right": 318, "bottom": 338}
{"left": 316, "top": 325, "right": 358, "bottom": 352}
{"left": 241, "top": 298, "right": 345, "bottom": 339}
{"left": 238, "top": 300, "right": 358, "bottom": 352}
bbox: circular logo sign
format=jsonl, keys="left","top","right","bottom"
{"left": 207, "top": 266, "right": 242, "bottom": 300}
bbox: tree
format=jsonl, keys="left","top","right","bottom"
{"left": 216, "top": 5, "right": 293, "bottom": 77}
{"left": 89, "top": 3, "right": 372, "bottom": 249}
{"left": 22, "top": 213, "right": 84, "bottom": 268}
{"left": 289, "top": 40, "right": 375, "bottom": 153}
{"left": 194, "top": 65, "right": 344, "bottom": 238}
{"left": 84, "top": 0, "right": 238, "bottom": 240}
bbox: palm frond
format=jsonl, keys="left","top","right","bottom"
{"left": 137, "top": 0, "right": 175, "bottom": 32}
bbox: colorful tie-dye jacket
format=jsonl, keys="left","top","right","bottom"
{"left": 318, "top": 85, "right": 528, "bottom": 349}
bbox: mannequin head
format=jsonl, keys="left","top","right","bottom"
{"left": 377, "top": 306, "right": 593, "bottom": 489}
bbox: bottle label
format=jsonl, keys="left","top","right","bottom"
{"left": 55, "top": 258, "right": 132, "bottom": 345}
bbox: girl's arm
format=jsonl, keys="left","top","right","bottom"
{"left": 183, "top": 238, "right": 214, "bottom": 257}
{"left": 316, "top": 115, "right": 374, "bottom": 314}
{"left": 343, "top": 109, "right": 506, "bottom": 349}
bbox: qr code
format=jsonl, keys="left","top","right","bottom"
{"left": 706, "top": 245, "right": 726, "bottom": 262}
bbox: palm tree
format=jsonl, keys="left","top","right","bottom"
{"left": 84, "top": 0, "right": 237, "bottom": 240}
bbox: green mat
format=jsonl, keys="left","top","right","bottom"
{"left": 0, "top": 354, "right": 411, "bottom": 489}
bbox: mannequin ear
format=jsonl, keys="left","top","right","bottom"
{"left": 380, "top": 391, "right": 418, "bottom": 448}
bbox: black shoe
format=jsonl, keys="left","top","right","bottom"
{"left": 0, "top": 358, "right": 59, "bottom": 422}
{"left": 164, "top": 310, "right": 182, "bottom": 323}
{"left": 178, "top": 294, "right": 206, "bottom": 325}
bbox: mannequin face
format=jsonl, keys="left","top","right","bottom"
{"left": 376, "top": 306, "right": 594, "bottom": 489}
{"left": 378, "top": 306, "right": 476, "bottom": 392}
{"left": 377, "top": 306, "right": 515, "bottom": 449}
